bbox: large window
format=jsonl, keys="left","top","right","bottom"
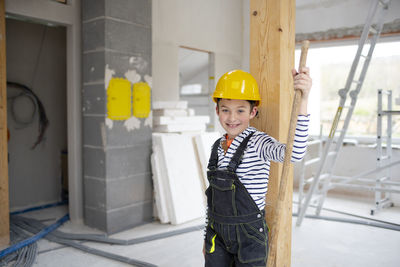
{"left": 297, "top": 40, "right": 400, "bottom": 139}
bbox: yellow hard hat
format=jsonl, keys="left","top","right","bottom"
{"left": 213, "top": 70, "right": 261, "bottom": 106}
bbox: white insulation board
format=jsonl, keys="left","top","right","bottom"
{"left": 194, "top": 132, "right": 221, "bottom": 191}
{"left": 153, "top": 124, "right": 206, "bottom": 133}
{"left": 153, "top": 101, "right": 188, "bottom": 109}
{"left": 151, "top": 133, "right": 206, "bottom": 225}
{"left": 153, "top": 109, "right": 190, "bottom": 117}
{"left": 153, "top": 115, "right": 210, "bottom": 125}
{"left": 150, "top": 152, "right": 170, "bottom": 223}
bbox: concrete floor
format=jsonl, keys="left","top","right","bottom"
{"left": 4, "top": 193, "right": 400, "bottom": 267}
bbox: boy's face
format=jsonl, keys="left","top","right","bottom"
{"left": 216, "top": 99, "right": 258, "bottom": 139}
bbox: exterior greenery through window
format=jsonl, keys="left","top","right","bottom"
{"left": 297, "top": 40, "right": 400, "bottom": 139}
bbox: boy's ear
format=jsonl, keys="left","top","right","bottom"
{"left": 215, "top": 105, "right": 219, "bottom": 115}
{"left": 250, "top": 106, "right": 258, "bottom": 119}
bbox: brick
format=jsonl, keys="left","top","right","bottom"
{"left": 106, "top": 201, "right": 153, "bottom": 233}
{"left": 106, "top": 145, "right": 151, "bottom": 178}
{"left": 107, "top": 172, "right": 152, "bottom": 209}
{"left": 83, "top": 147, "right": 106, "bottom": 179}
{"left": 105, "top": 19, "right": 151, "bottom": 55}
{"left": 83, "top": 115, "right": 106, "bottom": 147}
{"left": 82, "top": 0, "right": 105, "bottom": 21}
{"left": 105, "top": 0, "right": 151, "bottom": 26}
{"left": 82, "top": 19, "right": 105, "bottom": 51}
{"left": 82, "top": 84, "right": 106, "bottom": 115}
{"left": 82, "top": 51, "right": 105, "bottom": 84}
{"left": 84, "top": 177, "right": 106, "bottom": 209}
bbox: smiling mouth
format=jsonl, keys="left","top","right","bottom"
{"left": 226, "top": 123, "right": 240, "bottom": 128}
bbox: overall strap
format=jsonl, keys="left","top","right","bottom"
{"left": 207, "top": 138, "right": 222, "bottom": 171}
{"left": 227, "top": 132, "right": 254, "bottom": 172}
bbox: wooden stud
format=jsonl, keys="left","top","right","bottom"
{"left": 0, "top": 0, "right": 10, "bottom": 248}
{"left": 249, "top": 0, "right": 295, "bottom": 266}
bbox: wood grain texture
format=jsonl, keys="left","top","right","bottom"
{"left": 0, "top": 0, "right": 10, "bottom": 248}
{"left": 249, "top": 0, "right": 295, "bottom": 266}
{"left": 267, "top": 41, "right": 309, "bottom": 267}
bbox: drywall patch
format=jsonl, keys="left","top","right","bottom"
{"left": 144, "top": 111, "right": 152, "bottom": 128}
{"left": 105, "top": 118, "right": 113, "bottom": 129}
{"left": 124, "top": 116, "right": 141, "bottom": 131}
{"left": 125, "top": 69, "right": 141, "bottom": 84}
{"left": 144, "top": 74, "right": 152, "bottom": 88}
{"left": 105, "top": 64, "right": 115, "bottom": 90}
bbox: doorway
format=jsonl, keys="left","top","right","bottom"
{"left": 6, "top": 18, "right": 68, "bottom": 213}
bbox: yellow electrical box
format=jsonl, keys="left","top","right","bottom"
{"left": 132, "top": 82, "right": 151, "bottom": 118}
{"left": 107, "top": 78, "right": 132, "bottom": 120}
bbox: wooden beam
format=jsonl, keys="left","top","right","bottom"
{"left": 249, "top": 0, "right": 295, "bottom": 266}
{"left": 0, "top": 0, "right": 10, "bottom": 249}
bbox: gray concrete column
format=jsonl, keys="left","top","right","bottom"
{"left": 82, "top": 0, "right": 152, "bottom": 233}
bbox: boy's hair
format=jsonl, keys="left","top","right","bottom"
{"left": 216, "top": 98, "right": 257, "bottom": 112}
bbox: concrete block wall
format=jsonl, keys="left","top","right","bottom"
{"left": 82, "top": 0, "right": 152, "bottom": 233}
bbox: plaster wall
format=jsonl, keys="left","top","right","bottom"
{"left": 294, "top": 144, "right": 400, "bottom": 206}
{"left": 152, "top": 0, "right": 243, "bottom": 102}
{"left": 295, "top": 0, "right": 400, "bottom": 35}
{"left": 6, "top": 19, "right": 67, "bottom": 210}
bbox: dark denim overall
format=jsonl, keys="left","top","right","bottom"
{"left": 204, "top": 132, "right": 268, "bottom": 267}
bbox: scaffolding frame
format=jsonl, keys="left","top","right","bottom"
{"left": 297, "top": 89, "right": 400, "bottom": 220}
{"left": 296, "top": 0, "right": 393, "bottom": 226}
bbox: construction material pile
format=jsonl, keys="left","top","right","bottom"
{"left": 151, "top": 101, "right": 220, "bottom": 224}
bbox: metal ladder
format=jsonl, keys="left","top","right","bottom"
{"left": 296, "top": 0, "right": 392, "bottom": 226}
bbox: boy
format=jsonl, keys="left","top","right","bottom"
{"left": 204, "top": 68, "right": 312, "bottom": 266}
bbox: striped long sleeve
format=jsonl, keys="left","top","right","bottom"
{"left": 214, "top": 115, "right": 310, "bottom": 210}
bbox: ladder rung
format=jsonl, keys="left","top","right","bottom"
{"left": 305, "top": 173, "right": 329, "bottom": 184}
{"left": 304, "top": 157, "right": 320, "bottom": 166}
{"left": 360, "top": 54, "right": 370, "bottom": 59}
{"left": 378, "top": 155, "right": 390, "bottom": 161}
{"left": 328, "top": 151, "right": 337, "bottom": 157}
{"left": 377, "top": 176, "right": 389, "bottom": 182}
{"left": 369, "top": 26, "right": 378, "bottom": 35}
{"left": 352, "top": 80, "right": 362, "bottom": 84}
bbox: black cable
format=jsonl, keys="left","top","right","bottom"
{"left": 6, "top": 81, "right": 49, "bottom": 149}
{"left": 11, "top": 216, "right": 158, "bottom": 267}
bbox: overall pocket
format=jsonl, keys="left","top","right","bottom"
{"left": 209, "top": 178, "right": 236, "bottom": 216}
{"left": 237, "top": 219, "right": 268, "bottom": 263}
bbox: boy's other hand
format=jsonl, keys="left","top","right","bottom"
{"left": 292, "top": 67, "right": 312, "bottom": 100}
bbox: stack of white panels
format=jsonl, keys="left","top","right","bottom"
{"left": 153, "top": 101, "right": 210, "bottom": 133}
{"left": 193, "top": 132, "right": 221, "bottom": 191}
{"left": 152, "top": 133, "right": 206, "bottom": 224}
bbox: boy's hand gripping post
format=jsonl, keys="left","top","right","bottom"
{"left": 266, "top": 40, "right": 309, "bottom": 267}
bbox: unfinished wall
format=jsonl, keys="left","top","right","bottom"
{"left": 6, "top": 18, "right": 67, "bottom": 210}
{"left": 152, "top": 0, "right": 243, "bottom": 103}
{"left": 294, "top": 145, "right": 400, "bottom": 206}
{"left": 295, "top": 0, "right": 400, "bottom": 40}
{"left": 82, "top": 0, "right": 152, "bottom": 233}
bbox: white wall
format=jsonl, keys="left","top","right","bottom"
{"left": 294, "top": 144, "right": 400, "bottom": 206}
{"left": 6, "top": 18, "right": 67, "bottom": 210}
{"left": 296, "top": 0, "right": 400, "bottom": 35}
{"left": 152, "top": 0, "right": 243, "bottom": 102}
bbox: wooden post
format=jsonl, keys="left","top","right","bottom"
{"left": 0, "top": 0, "right": 9, "bottom": 248}
{"left": 249, "top": 0, "right": 295, "bottom": 266}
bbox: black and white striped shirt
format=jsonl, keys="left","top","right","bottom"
{"left": 213, "top": 115, "right": 309, "bottom": 210}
